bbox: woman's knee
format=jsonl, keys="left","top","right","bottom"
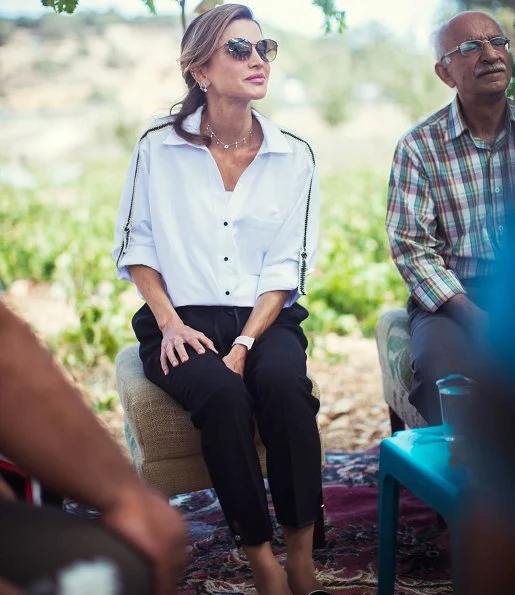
{"left": 190, "top": 379, "right": 253, "bottom": 427}
{"left": 253, "top": 368, "right": 310, "bottom": 398}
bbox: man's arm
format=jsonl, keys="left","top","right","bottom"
{"left": 386, "top": 140, "right": 466, "bottom": 313}
{"left": 0, "top": 301, "right": 147, "bottom": 507}
{"left": 440, "top": 292, "right": 488, "bottom": 339}
{"left": 0, "top": 302, "right": 186, "bottom": 594}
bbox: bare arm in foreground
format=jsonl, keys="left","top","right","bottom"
{"left": 0, "top": 302, "right": 186, "bottom": 595}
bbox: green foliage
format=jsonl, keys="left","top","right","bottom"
{"left": 0, "top": 185, "right": 63, "bottom": 284}
{"left": 312, "top": 0, "right": 346, "bottom": 33}
{"left": 91, "top": 391, "right": 118, "bottom": 412}
{"left": 41, "top": 0, "right": 346, "bottom": 35}
{"left": 302, "top": 171, "right": 408, "bottom": 338}
{"left": 41, "top": 0, "right": 79, "bottom": 14}
{"left": 142, "top": 0, "right": 157, "bottom": 14}
{"left": 0, "top": 162, "right": 135, "bottom": 369}
{"left": 508, "top": 59, "right": 515, "bottom": 98}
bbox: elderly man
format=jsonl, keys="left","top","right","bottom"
{"left": 386, "top": 11, "right": 514, "bottom": 424}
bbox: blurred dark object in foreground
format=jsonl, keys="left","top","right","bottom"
{"left": 0, "top": 458, "right": 63, "bottom": 508}
{"left": 458, "top": 212, "right": 515, "bottom": 595}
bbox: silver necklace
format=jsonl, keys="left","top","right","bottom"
{"left": 206, "top": 123, "right": 253, "bottom": 149}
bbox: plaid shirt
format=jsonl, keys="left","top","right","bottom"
{"left": 386, "top": 96, "right": 515, "bottom": 312}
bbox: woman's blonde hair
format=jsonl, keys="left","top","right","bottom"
{"left": 171, "top": 3, "right": 259, "bottom": 145}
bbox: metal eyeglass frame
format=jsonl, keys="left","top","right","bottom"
{"left": 441, "top": 36, "right": 510, "bottom": 64}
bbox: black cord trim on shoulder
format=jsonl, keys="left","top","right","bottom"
{"left": 116, "top": 121, "right": 174, "bottom": 267}
{"left": 279, "top": 130, "right": 316, "bottom": 296}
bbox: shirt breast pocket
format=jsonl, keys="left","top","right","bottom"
{"left": 236, "top": 216, "right": 282, "bottom": 275}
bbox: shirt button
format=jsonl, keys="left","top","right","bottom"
{"left": 499, "top": 225, "right": 504, "bottom": 233}
{"left": 495, "top": 186, "right": 501, "bottom": 193}
{"left": 225, "top": 290, "right": 230, "bottom": 295}
{"left": 224, "top": 257, "right": 229, "bottom": 261}
{"left": 223, "top": 221, "right": 229, "bottom": 226}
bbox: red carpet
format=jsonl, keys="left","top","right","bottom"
{"left": 172, "top": 452, "right": 452, "bottom": 594}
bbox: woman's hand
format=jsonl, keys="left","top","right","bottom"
{"left": 222, "top": 344, "right": 248, "bottom": 378}
{"left": 160, "top": 322, "right": 218, "bottom": 374}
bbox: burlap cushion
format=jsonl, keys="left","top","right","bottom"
{"left": 116, "top": 343, "right": 322, "bottom": 496}
{"left": 375, "top": 308, "right": 426, "bottom": 429}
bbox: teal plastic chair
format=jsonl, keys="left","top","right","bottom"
{"left": 377, "top": 426, "right": 468, "bottom": 594}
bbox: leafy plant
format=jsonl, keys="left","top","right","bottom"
{"left": 41, "top": 0, "right": 79, "bottom": 14}
{"left": 312, "top": 0, "right": 346, "bottom": 33}
{"left": 301, "top": 171, "right": 408, "bottom": 338}
{"left": 41, "top": 0, "right": 346, "bottom": 33}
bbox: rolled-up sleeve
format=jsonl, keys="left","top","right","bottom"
{"left": 113, "top": 139, "right": 160, "bottom": 282}
{"left": 386, "top": 140, "right": 464, "bottom": 312}
{"left": 257, "top": 148, "right": 320, "bottom": 300}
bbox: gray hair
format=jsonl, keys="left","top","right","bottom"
{"left": 432, "top": 24, "right": 448, "bottom": 62}
{"left": 432, "top": 11, "right": 507, "bottom": 63}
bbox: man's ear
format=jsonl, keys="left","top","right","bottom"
{"left": 435, "top": 61, "right": 456, "bottom": 89}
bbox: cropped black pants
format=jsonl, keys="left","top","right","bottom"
{"left": 133, "top": 303, "right": 322, "bottom": 546}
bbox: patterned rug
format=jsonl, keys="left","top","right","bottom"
{"left": 172, "top": 452, "right": 452, "bottom": 594}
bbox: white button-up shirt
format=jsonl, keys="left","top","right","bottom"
{"left": 113, "top": 106, "right": 320, "bottom": 308}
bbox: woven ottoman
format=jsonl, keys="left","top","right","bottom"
{"left": 375, "top": 309, "right": 426, "bottom": 432}
{"left": 115, "top": 343, "right": 323, "bottom": 497}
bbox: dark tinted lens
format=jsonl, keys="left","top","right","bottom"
{"left": 256, "top": 39, "right": 278, "bottom": 62}
{"left": 227, "top": 38, "right": 252, "bottom": 60}
{"left": 460, "top": 40, "right": 482, "bottom": 55}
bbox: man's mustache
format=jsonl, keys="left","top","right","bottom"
{"left": 475, "top": 63, "right": 507, "bottom": 77}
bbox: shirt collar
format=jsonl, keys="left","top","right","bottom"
{"left": 162, "top": 105, "right": 292, "bottom": 153}
{"left": 445, "top": 95, "right": 515, "bottom": 142}
{"left": 445, "top": 96, "right": 468, "bottom": 142}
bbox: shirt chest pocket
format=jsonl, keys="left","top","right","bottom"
{"left": 235, "top": 216, "right": 283, "bottom": 275}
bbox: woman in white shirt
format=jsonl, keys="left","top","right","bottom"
{"left": 114, "top": 4, "right": 325, "bottom": 594}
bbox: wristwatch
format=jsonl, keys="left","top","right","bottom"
{"left": 232, "top": 335, "right": 255, "bottom": 351}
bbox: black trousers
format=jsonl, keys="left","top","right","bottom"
{"left": 408, "top": 279, "right": 491, "bottom": 425}
{"left": 133, "top": 303, "right": 322, "bottom": 546}
{"left": 0, "top": 500, "right": 152, "bottom": 593}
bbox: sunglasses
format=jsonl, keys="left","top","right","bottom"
{"left": 441, "top": 35, "right": 510, "bottom": 62}
{"left": 218, "top": 37, "right": 278, "bottom": 63}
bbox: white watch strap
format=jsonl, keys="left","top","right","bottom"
{"left": 232, "top": 335, "right": 255, "bottom": 350}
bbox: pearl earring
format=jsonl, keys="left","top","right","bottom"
{"left": 199, "top": 82, "right": 208, "bottom": 93}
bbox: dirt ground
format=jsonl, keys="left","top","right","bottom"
{"left": 3, "top": 282, "right": 391, "bottom": 454}
{"left": 309, "top": 335, "right": 391, "bottom": 451}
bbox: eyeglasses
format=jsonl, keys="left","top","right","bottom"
{"left": 217, "top": 38, "right": 278, "bottom": 63}
{"left": 441, "top": 36, "right": 510, "bottom": 62}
